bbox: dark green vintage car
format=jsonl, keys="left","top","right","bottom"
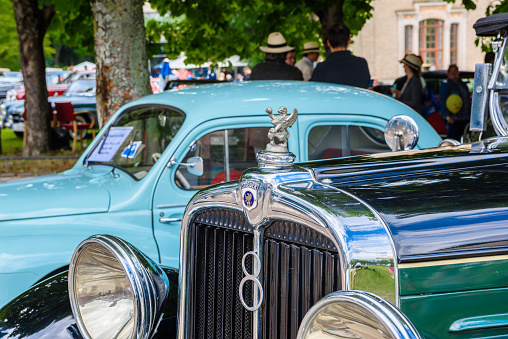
{"left": 3, "top": 13, "right": 508, "bottom": 339}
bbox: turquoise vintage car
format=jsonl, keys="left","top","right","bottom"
{"left": 0, "top": 81, "right": 441, "bottom": 309}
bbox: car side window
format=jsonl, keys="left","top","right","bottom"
{"left": 308, "top": 125, "right": 390, "bottom": 160}
{"left": 175, "top": 127, "right": 270, "bottom": 190}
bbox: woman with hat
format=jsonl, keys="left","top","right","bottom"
{"left": 391, "top": 54, "right": 423, "bottom": 115}
{"left": 250, "top": 32, "right": 303, "bottom": 81}
{"left": 439, "top": 64, "right": 471, "bottom": 141}
{"left": 295, "top": 42, "right": 323, "bottom": 81}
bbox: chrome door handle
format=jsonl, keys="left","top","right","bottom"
{"left": 159, "top": 217, "right": 182, "bottom": 223}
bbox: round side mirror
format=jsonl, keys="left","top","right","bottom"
{"left": 186, "top": 156, "right": 203, "bottom": 176}
{"left": 384, "top": 115, "right": 419, "bottom": 152}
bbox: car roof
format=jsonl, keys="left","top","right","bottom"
{"left": 120, "top": 81, "right": 423, "bottom": 122}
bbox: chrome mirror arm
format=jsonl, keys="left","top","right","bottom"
{"left": 168, "top": 156, "right": 195, "bottom": 168}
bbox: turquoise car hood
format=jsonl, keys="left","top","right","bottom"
{"left": 0, "top": 173, "right": 109, "bottom": 221}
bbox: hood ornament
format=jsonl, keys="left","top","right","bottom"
{"left": 257, "top": 106, "right": 297, "bottom": 168}
{"left": 266, "top": 107, "right": 298, "bottom": 152}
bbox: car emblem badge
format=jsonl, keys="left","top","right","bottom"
{"left": 241, "top": 181, "right": 259, "bottom": 211}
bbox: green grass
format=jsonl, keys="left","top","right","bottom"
{"left": 0, "top": 128, "right": 23, "bottom": 154}
{"left": 0, "top": 128, "right": 85, "bottom": 175}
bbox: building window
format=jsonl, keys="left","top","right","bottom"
{"left": 450, "top": 23, "right": 458, "bottom": 65}
{"left": 419, "top": 19, "right": 443, "bottom": 70}
{"left": 404, "top": 25, "right": 413, "bottom": 55}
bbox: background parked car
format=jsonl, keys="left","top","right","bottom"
{"left": 0, "top": 81, "right": 441, "bottom": 309}
{"left": 5, "top": 79, "right": 97, "bottom": 137}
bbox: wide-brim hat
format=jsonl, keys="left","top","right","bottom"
{"left": 162, "top": 58, "right": 170, "bottom": 63}
{"left": 260, "top": 32, "right": 294, "bottom": 53}
{"left": 303, "top": 41, "right": 323, "bottom": 54}
{"left": 400, "top": 54, "right": 422, "bottom": 71}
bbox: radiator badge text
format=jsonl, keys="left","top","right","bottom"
{"left": 241, "top": 181, "right": 259, "bottom": 211}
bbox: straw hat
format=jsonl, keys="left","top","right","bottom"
{"left": 260, "top": 32, "right": 294, "bottom": 53}
{"left": 303, "top": 42, "right": 323, "bottom": 54}
{"left": 163, "top": 58, "right": 170, "bottom": 63}
{"left": 400, "top": 54, "right": 422, "bottom": 72}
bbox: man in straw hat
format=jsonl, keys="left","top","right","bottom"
{"left": 251, "top": 32, "right": 303, "bottom": 80}
{"left": 295, "top": 42, "right": 322, "bottom": 81}
{"left": 310, "top": 23, "right": 370, "bottom": 88}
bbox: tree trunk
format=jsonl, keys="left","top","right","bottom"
{"left": 12, "top": 0, "right": 54, "bottom": 156}
{"left": 90, "top": 0, "right": 152, "bottom": 128}
{"left": 314, "top": 2, "right": 344, "bottom": 56}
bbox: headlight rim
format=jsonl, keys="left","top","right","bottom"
{"left": 68, "top": 235, "right": 168, "bottom": 339}
{"left": 297, "top": 290, "right": 421, "bottom": 339}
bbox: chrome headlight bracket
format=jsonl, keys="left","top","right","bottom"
{"left": 69, "top": 235, "right": 169, "bottom": 339}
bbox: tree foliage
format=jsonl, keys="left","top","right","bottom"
{"left": 0, "top": 0, "right": 20, "bottom": 70}
{"left": 146, "top": 0, "right": 373, "bottom": 65}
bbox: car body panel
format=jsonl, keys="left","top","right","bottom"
{"left": 399, "top": 258, "right": 508, "bottom": 295}
{"left": 401, "top": 287, "right": 508, "bottom": 338}
{"left": 0, "top": 81, "right": 441, "bottom": 308}
{"left": 0, "top": 172, "right": 109, "bottom": 220}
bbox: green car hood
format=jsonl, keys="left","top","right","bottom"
{"left": 0, "top": 173, "right": 109, "bottom": 221}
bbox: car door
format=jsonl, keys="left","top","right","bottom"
{"left": 152, "top": 117, "right": 299, "bottom": 268}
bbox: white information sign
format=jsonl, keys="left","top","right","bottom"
{"left": 87, "top": 127, "right": 133, "bottom": 162}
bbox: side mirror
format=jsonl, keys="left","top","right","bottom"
{"left": 168, "top": 156, "right": 203, "bottom": 176}
{"left": 384, "top": 115, "right": 419, "bottom": 152}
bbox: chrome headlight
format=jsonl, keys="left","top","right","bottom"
{"left": 297, "top": 291, "right": 421, "bottom": 339}
{"left": 384, "top": 115, "right": 419, "bottom": 152}
{"left": 69, "top": 235, "right": 169, "bottom": 339}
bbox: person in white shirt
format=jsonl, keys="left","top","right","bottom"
{"left": 295, "top": 42, "right": 322, "bottom": 81}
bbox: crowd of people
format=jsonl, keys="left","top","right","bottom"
{"left": 249, "top": 23, "right": 476, "bottom": 141}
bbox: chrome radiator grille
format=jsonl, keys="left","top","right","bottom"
{"left": 188, "top": 208, "right": 341, "bottom": 339}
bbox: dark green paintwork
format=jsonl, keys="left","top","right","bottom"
{"left": 401, "top": 287, "right": 508, "bottom": 338}
{"left": 399, "top": 259, "right": 508, "bottom": 295}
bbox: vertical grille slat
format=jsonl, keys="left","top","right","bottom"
{"left": 301, "top": 247, "right": 312, "bottom": 316}
{"left": 268, "top": 241, "right": 280, "bottom": 339}
{"left": 312, "top": 250, "right": 324, "bottom": 305}
{"left": 189, "top": 209, "right": 341, "bottom": 339}
{"left": 290, "top": 245, "right": 301, "bottom": 339}
{"left": 279, "top": 243, "right": 290, "bottom": 339}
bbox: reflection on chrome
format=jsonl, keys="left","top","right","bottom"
{"left": 74, "top": 244, "right": 134, "bottom": 339}
{"left": 297, "top": 291, "right": 421, "bottom": 339}
{"left": 306, "top": 303, "right": 393, "bottom": 338}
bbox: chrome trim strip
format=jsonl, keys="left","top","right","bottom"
{"left": 155, "top": 203, "right": 188, "bottom": 209}
{"left": 489, "top": 36, "right": 508, "bottom": 136}
{"left": 399, "top": 254, "right": 508, "bottom": 269}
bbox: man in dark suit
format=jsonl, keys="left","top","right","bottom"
{"left": 251, "top": 32, "right": 303, "bottom": 81}
{"left": 310, "top": 23, "right": 370, "bottom": 88}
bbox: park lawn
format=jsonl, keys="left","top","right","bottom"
{"left": 0, "top": 128, "right": 83, "bottom": 175}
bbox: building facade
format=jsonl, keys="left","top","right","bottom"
{"left": 350, "top": 0, "right": 494, "bottom": 83}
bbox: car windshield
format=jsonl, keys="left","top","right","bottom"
{"left": 86, "top": 105, "right": 185, "bottom": 180}
{"left": 64, "top": 80, "right": 95, "bottom": 96}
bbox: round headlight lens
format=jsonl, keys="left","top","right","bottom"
{"left": 73, "top": 243, "right": 135, "bottom": 339}
{"left": 298, "top": 291, "right": 421, "bottom": 339}
{"left": 69, "top": 235, "right": 169, "bottom": 339}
